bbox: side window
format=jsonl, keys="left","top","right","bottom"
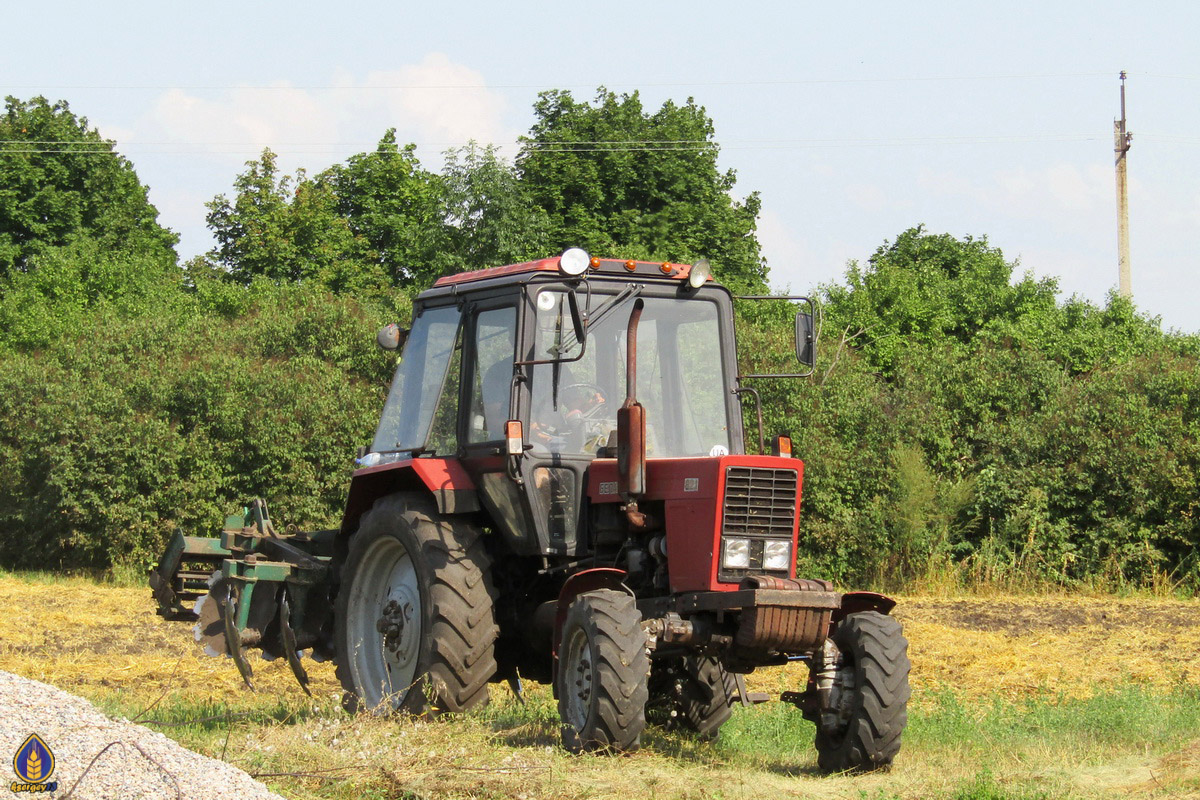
{"left": 426, "top": 324, "right": 464, "bottom": 455}
{"left": 372, "top": 305, "right": 462, "bottom": 453}
{"left": 468, "top": 306, "right": 517, "bottom": 443}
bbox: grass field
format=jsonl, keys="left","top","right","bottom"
{"left": 2, "top": 570, "right": 1199, "bottom": 800}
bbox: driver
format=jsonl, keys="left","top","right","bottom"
{"left": 530, "top": 364, "right": 610, "bottom": 454}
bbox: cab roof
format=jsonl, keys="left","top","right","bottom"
{"left": 433, "top": 256, "right": 705, "bottom": 287}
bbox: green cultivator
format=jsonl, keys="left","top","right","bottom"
{"left": 150, "top": 499, "right": 337, "bottom": 693}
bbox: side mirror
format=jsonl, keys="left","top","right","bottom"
{"left": 376, "top": 323, "right": 408, "bottom": 352}
{"left": 795, "top": 311, "right": 815, "bottom": 368}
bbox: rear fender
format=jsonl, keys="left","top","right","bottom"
{"left": 340, "top": 458, "right": 480, "bottom": 538}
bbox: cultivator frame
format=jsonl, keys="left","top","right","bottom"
{"left": 150, "top": 499, "right": 336, "bottom": 693}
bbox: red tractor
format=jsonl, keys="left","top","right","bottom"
{"left": 151, "top": 249, "right": 910, "bottom": 771}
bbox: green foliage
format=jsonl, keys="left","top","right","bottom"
{"left": 197, "top": 90, "right": 767, "bottom": 293}
{"left": 319, "top": 130, "right": 445, "bottom": 286}
{"left": 517, "top": 88, "right": 767, "bottom": 292}
{"left": 0, "top": 96, "right": 177, "bottom": 277}
{"left": 437, "top": 143, "right": 552, "bottom": 272}
{"left": 0, "top": 236, "right": 182, "bottom": 353}
{"left": 0, "top": 280, "right": 398, "bottom": 570}
{"left": 2, "top": 89, "right": 1199, "bottom": 593}
{"left": 761, "top": 225, "right": 1200, "bottom": 589}
{"left": 203, "top": 149, "right": 387, "bottom": 294}
{"left": 821, "top": 226, "right": 1061, "bottom": 377}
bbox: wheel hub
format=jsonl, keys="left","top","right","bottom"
{"left": 376, "top": 598, "right": 415, "bottom": 657}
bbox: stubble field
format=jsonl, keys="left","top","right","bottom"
{"left": 1, "top": 572, "right": 1198, "bottom": 800}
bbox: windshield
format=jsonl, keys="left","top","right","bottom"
{"left": 529, "top": 290, "right": 731, "bottom": 458}
{"left": 372, "top": 304, "right": 462, "bottom": 453}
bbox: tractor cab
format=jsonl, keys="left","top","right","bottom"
{"left": 367, "top": 252, "right": 749, "bottom": 563}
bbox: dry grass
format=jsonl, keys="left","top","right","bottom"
{"left": 0, "top": 571, "right": 342, "bottom": 709}
{"left": 2, "top": 571, "right": 1199, "bottom": 799}
{"left": 749, "top": 594, "right": 1200, "bottom": 704}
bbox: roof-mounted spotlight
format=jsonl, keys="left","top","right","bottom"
{"left": 688, "top": 258, "right": 712, "bottom": 289}
{"left": 559, "top": 247, "right": 591, "bottom": 277}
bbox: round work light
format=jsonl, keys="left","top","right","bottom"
{"left": 559, "top": 247, "right": 591, "bottom": 277}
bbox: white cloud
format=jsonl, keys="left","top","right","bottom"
{"left": 131, "top": 54, "right": 515, "bottom": 172}
{"left": 843, "top": 182, "right": 893, "bottom": 213}
{"left": 758, "top": 208, "right": 813, "bottom": 288}
{"left": 150, "top": 85, "right": 339, "bottom": 163}
{"left": 120, "top": 54, "right": 519, "bottom": 260}
{"left": 759, "top": 208, "right": 864, "bottom": 294}
{"left": 357, "top": 54, "right": 513, "bottom": 152}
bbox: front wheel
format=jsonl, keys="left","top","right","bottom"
{"left": 814, "top": 611, "right": 910, "bottom": 772}
{"left": 557, "top": 589, "right": 649, "bottom": 753}
{"left": 334, "top": 493, "right": 498, "bottom": 715}
{"left": 647, "top": 655, "right": 737, "bottom": 739}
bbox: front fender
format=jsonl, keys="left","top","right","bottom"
{"left": 833, "top": 590, "right": 897, "bottom": 623}
{"left": 551, "top": 568, "right": 631, "bottom": 691}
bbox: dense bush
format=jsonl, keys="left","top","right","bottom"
{"left": 0, "top": 275, "right": 406, "bottom": 570}
{"left": 741, "top": 228, "right": 1200, "bottom": 590}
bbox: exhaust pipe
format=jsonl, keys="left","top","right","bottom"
{"left": 617, "top": 299, "right": 650, "bottom": 529}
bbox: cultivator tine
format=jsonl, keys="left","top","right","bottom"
{"left": 222, "top": 593, "right": 256, "bottom": 691}
{"left": 194, "top": 577, "right": 231, "bottom": 657}
{"left": 279, "top": 591, "right": 311, "bottom": 695}
{"left": 507, "top": 674, "right": 526, "bottom": 705}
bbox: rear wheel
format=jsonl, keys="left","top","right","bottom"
{"left": 814, "top": 611, "right": 910, "bottom": 772}
{"left": 335, "top": 493, "right": 498, "bottom": 715}
{"left": 648, "top": 655, "right": 737, "bottom": 739}
{"left": 557, "top": 589, "right": 649, "bottom": 753}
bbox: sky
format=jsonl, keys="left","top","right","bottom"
{"left": 5, "top": 1, "right": 1199, "bottom": 330}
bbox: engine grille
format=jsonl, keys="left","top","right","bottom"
{"left": 722, "top": 466, "right": 798, "bottom": 538}
{"left": 718, "top": 466, "right": 799, "bottom": 582}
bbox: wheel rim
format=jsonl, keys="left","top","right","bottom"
{"left": 346, "top": 535, "right": 421, "bottom": 710}
{"left": 561, "top": 625, "right": 594, "bottom": 733}
{"left": 821, "top": 650, "right": 858, "bottom": 740}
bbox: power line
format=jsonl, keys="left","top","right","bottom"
{"left": 0, "top": 132, "right": 1109, "bottom": 157}
{"left": 2, "top": 71, "right": 1115, "bottom": 93}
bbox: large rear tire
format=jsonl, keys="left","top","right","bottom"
{"left": 648, "top": 655, "right": 737, "bottom": 739}
{"left": 814, "top": 611, "right": 910, "bottom": 772}
{"left": 557, "top": 589, "right": 649, "bottom": 753}
{"left": 335, "top": 493, "right": 498, "bottom": 715}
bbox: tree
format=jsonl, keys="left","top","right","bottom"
{"left": 318, "top": 130, "right": 445, "bottom": 287}
{"left": 204, "top": 149, "right": 383, "bottom": 293}
{"left": 438, "top": 143, "right": 551, "bottom": 272}
{"left": 516, "top": 89, "right": 767, "bottom": 292}
{"left": 820, "top": 226, "right": 1062, "bottom": 377}
{"left": 0, "top": 96, "right": 177, "bottom": 277}
{"left": 205, "top": 134, "right": 449, "bottom": 292}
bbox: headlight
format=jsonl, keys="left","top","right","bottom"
{"left": 763, "top": 540, "right": 792, "bottom": 571}
{"left": 722, "top": 538, "right": 750, "bottom": 569}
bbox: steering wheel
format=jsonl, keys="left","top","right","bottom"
{"left": 561, "top": 382, "right": 609, "bottom": 420}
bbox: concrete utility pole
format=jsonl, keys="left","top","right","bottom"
{"left": 1114, "top": 71, "right": 1133, "bottom": 298}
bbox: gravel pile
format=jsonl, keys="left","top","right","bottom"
{"left": 0, "top": 670, "right": 288, "bottom": 799}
